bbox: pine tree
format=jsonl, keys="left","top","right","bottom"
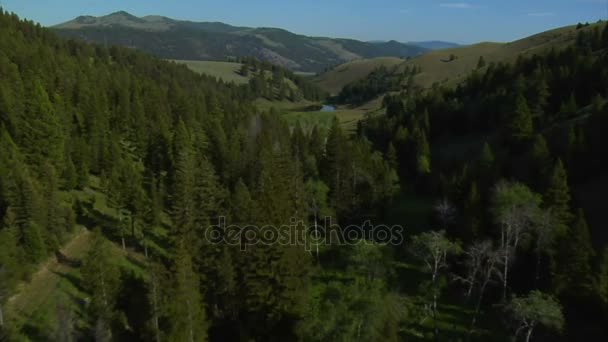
{"left": 477, "top": 56, "right": 486, "bottom": 69}
{"left": 230, "top": 179, "right": 253, "bottom": 225}
{"left": 323, "top": 118, "right": 347, "bottom": 210}
{"left": 508, "top": 94, "right": 534, "bottom": 145}
{"left": 81, "top": 228, "right": 120, "bottom": 339}
{"left": 544, "top": 159, "right": 573, "bottom": 231}
{"left": 386, "top": 142, "right": 398, "bottom": 170}
{"left": 414, "top": 129, "right": 431, "bottom": 175}
{"left": 558, "top": 93, "right": 578, "bottom": 120}
{"left": 21, "top": 80, "right": 64, "bottom": 169}
{"left": 463, "top": 181, "right": 481, "bottom": 240}
{"left": 168, "top": 244, "right": 208, "bottom": 342}
{"left": 171, "top": 120, "right": 197, "bottom": 244}
{"left": 477, "top": 142, "right": 495, "bottom": 174}
{"left": 556, "top": 209, "right": 595, "bottom": 298}
{"left": 529, "top": 134, "right": 552, "bottom": 190}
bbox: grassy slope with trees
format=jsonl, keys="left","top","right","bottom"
{"left": 313, "top": 57, "right": 405, "bottom": 95}
{"left": 359, "top": 21, "right": 608, "bottom": 341}
{"left": 307, "top": 22, "right": 607, "bottom": 137}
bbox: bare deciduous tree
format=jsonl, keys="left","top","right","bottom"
{"left": 492, "top": 182, "right": 541, "bottom": 300}
{"left": 457, "top": 241, "right": 503, "bottom": 335}
{"left": 434, "top": 198, "right": 456, "bottom": 230}
{"left": 411, "top": 230, "right": 461, "bottom": 340}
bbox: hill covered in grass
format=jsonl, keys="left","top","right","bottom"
{"left": 53, "top": 11, "right": 427, "bottom": 72}
{"left": 398, "top": 22, "right": 606, "bottom": 89}
{"left": 317, "top": 21, "right": 606, "bottom": 96}
{"left": 314, "top": 57, "right": 405, "bottom": 95}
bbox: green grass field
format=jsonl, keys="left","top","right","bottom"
{"left": 171, "top": 60, "right": 249, "bottom": 84}
{"left": 257, "top": 98, "right": 370, "bottom": 133}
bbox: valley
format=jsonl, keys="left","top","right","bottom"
{"left": 1, "top": 3, "right": 607, "bottom": 342}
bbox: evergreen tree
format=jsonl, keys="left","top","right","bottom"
{"left": 529, "top": 134, "right": 552, "bottom": 190}
{"left": 171, "top": 120, "right": 197, "bottom": 244}
{"left": 386, "top": 142, "right": 398, "bottom": 170}
{"left": 556, "top": 209, "right": 595, "bottom": 297}
{"left": 323, "top": 118, "right": 347, "bottom": 211}
{"left": 477, "top": 56, "right": 486, "bottom": 69}
{"left": 21, "top": 80, "right": 64, "bottom": 169}
{"left": 168, "top": 244, "right": 208, "bottom": 342}
{"left": 544, "top": 159, "right": 573, "bottom": 231}
{"left": 414, "top": 129, "right": 431, "bottom": 175}
{"left": 81, "top": 228, "right": 120, "bottom": 340}
{"left": 558, "top": 93, "right": 578, "bottom": 120}
{"left": 508, "top": 94, "right": 534, "bottom": 145}
{"left": 477, "top": 142, "right": 495, "bottom": 175}
{"left": 230, "top": 179, "right": 253, "bottom": 225}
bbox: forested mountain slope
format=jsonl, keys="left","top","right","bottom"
{"left": 0, "top": 10, "right": 400, "bottom": 341}
{"left": 53, "top": 11, "right": 426, "bottom": 72}
{"left": 3, "top": 7, "right": 608, "bottom": 342}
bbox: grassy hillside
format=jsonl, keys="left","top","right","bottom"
{"left": 171, "top": 60, "right": 249, "bottom": 84}
{"left": 400, "top": 22, "right": 603, "bottom": 89}
{"left": 53, "top": 11, "right": 426, "bottom": 72}
{"left": 314, "top": 57, "right": 404, "bottom": 95}
{"left": 317, "top": 22, "right": 604, "bottom": 97}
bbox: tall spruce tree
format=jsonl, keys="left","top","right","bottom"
{"left": 544, "top": 159, "right": 573, "bottom": 232}
{"left": 556, "top": 209, "right": 595, "bottom": 297}
{"left": 81, "top": 228, "right": 120, "bottom": 340}
{"left": 168, "top": 244, "right": 208, "bottom": 342}
{"left": 508, "top": 94, "right": 534, "bottom": 145}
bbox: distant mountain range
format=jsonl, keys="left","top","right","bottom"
{"left": 408, "top": 41, "right": 461, "bottom": 50}
{"left": 53, "top": 11, "right": 428, "bottom": 72}
{"left": 368, "top": 40, "right": 461, "bottom": 50}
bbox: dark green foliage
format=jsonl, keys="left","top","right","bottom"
{"left": 337, "top": 65, "right": 419, "bottom": 105}
{"left": 5, "top": 8, "right": 608, "bottom": 342}
{"left": 544, "top": 159, "right": 573, "bottom": 230}
{"left": 508, "top": 94, "right": 534, "bottom": 145}
{"left": 239, "top": 57, "right": 327, "bottom": 101}
{"left": 168, "top": 245, "right": 208, "bottom": 342}
{"left": 556, "top": 209, "right": 595, "bottom": 297}
{"left": 81, "top": 229, "right": 120, "bottom": 336}
{"left": 477, "top": 56, "right": 486, "bottom": 69}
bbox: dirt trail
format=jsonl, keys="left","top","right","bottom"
{"left": 7, "top": 227, "right": 91, "bottom": 315}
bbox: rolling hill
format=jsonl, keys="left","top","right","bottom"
{"left": 316, "top": 22, "right": 604, "bottom": 95}
{"left": 313, "top": 57, "right": 405, "bottom": 95}
{"left": 408, "top": 41, "right": 461, "bottom": 50}
{"left": 399, "top": 22, "right": 605, "bottom": 89}
{"left": 53, "top": 11, "right": 427, "bottom": 72}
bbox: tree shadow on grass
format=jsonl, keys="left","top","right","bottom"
{"left": 50, "top": 270, "right": 85, "bottom": 294}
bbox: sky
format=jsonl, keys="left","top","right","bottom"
{"left": 2, "top": 0, "right": 607, "bottom": 44}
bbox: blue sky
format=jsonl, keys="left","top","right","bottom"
{"left": 2, "top": 0, "right": 607, "bottom": 44}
